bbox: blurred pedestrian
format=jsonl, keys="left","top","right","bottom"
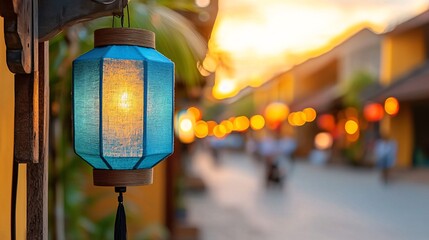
{"left": 208, "top": 136, "right": 221, "bottom": 166}
{"left": 278, "top": 135, "right": 297, "bottom": 170}
{"left": 374, "top": 133, "right": 397, "bottom": 184}
{"left": 259, "top": 131, "right": 284, "bottom": 186}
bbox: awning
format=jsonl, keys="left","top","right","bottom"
{"left": 290, "top": 85, "right": 341, "bottom": 112}
{"left": 365, "top": 62, "right": 429, "bottom": 103}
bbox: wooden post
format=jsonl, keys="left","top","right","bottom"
{"left": 26, "top": 41, "right": 49, "bottom": 240}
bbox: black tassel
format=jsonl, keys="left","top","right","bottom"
{"left": 114, "top": 187, "right": 127, "bottom": 240}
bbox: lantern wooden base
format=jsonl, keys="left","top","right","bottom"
{"left": 93, "top": 168, "right": 153, "bottom": 187}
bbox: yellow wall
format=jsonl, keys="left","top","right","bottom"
{"left": 380, "top": 28, "right": 425, "bottom": 167}
{"left": 0, "top": 17, "right": 27, "bottom": 239}
{"left": 380, "top": 104, "right": 414, "bottom": 168}
{"left": 389, "top": 104, "right": 414, "bottom": 167}
{"left": 380, "top": 28, "right": 426, "bottom": 84}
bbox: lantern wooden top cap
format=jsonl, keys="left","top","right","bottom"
{"left": 94, "top": 28, "right": 155, "bottom": 49}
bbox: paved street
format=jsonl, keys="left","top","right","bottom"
{"left": 185, "top": 148, "right": 429, "bottom": 240}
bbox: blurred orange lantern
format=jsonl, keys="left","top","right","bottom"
{"left": 317, "top": 114, "right": 335, "bottom": 131}
{"left": 264, "top": 102, "right": 289, "bottom": 129}
{"left": 384, "top": 97, "right": 399, "bottom": 116}
{"left": 364, "top": 103, "right": 384, "bottom": 122}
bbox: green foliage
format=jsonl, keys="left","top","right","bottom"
{"left": 342, "top": 71, "right": 375, "bottom": 108}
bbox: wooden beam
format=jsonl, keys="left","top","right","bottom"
{"left": 26, "top": 41, "right": 49, "bottom": 240}
{"left": 14, "top": 73, "right": 39, "bottom": 163}
{"left": 38, "top": 0, "right": 127, "bottom": 41}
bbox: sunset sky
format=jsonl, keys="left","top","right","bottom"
{"left": 204, "top": 0, "right": 429, "bottom": 99}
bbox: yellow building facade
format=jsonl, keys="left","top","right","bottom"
{"left": 380, "top": 28, "right": 426, "bottom": 167}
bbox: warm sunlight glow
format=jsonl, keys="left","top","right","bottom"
{"left": 213, "top": 79, "right": 238, "bottom": 99}
{"left": 208, "top": 0, "right": 429, "bottom": 99}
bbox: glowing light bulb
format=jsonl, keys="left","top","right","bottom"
{"left": 119, "top": 92, "right": 130, "bottom": 109}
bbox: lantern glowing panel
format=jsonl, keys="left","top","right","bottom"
{"left": 72, "top": 28, "right": 174, "bottom": 176}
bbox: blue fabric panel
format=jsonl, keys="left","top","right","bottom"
{"left": 135, "top": 153, "right": 172, "bottom": 169}
{"left": 73, "top": 59, "right": 109, "bottom": 169}
{"left": 140, "top": 48, "right": 175, "bottom": 168}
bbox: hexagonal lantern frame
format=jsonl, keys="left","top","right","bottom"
{"left": 72, "top": 28, "right": 174, "bottom": 187}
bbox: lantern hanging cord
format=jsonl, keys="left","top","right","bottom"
{"left": 114, "top": 187, "right": 127, "bottom": 240}
{"left": 112, "top": 4, "right": 130, "bottom": 28}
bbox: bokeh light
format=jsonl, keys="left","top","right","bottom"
{"left": 206, "top": 121, "right": 217, "bottom": 136}
{"left": 292, "top": 111, "right": 306, "bottom": 126}
{"left": 315, "top": 132, "right": 333, "bottom": 150}
{"left": 364, "top": 103, "right": 384, "bottom": 122}
{"left": 195, "top": 0, "right": 210, "bottom": 8}
{"left": 176, "top": 111, "right": 195, "bottom": 144}
{"left": 221, "top": 120, "right": 234, "bottom": 133}
{"left": 303, "top": 108, "right": 317, "bottom": 122}
{"left": 187, "top": 106, "right": 202, "bottom": 121}
{"left": 234, "top": 116, "right": 250, "bottom": 131}
{"left": 180, "top": 118, "right": 193, "bottom": 132}
{"left": 250, "top": 115, "right": 265, "bottom": 130}
{"left": 213, "top": 124, "right": 227, "bottom": 138}
{"left": 384, "top": 97, "right": 399, "bottom": 116}
{"left": 194, "top": 120, "right": 209, "bottom": 138}
{"left": 345, "top": 120, "right": 359, "bottom": 135}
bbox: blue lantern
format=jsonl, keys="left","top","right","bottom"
{"left": 72, "top": 28, "right": 174, "bottom": 186}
